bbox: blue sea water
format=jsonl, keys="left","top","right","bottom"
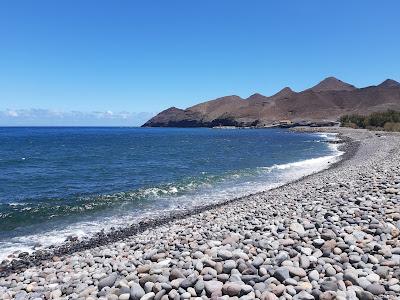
{"left": 0, "top": 127, "right": 341, "bottom": 260}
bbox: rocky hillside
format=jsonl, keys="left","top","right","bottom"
{"left": 142, "top": 77, "right": 400, "bottom": 127}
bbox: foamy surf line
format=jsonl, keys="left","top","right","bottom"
{"left": 0, "top": 132, "right": 345, "bottom": 263}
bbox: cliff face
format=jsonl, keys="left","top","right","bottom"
{"left": 142, "top": 77, "right": 400, "bottom": 127}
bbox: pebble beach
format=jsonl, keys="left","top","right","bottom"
{"left": 1, "top": 128, "right": 400, "bottom": 300}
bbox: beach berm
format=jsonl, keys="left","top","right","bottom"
{"left": 1, "top": 128, "right": 399, "bottom": 299}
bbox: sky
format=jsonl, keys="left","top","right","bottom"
{"left": 0, "top": 1, "right": 399, "bottom": 126}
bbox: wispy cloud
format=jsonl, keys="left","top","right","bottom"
{"left": 0, "top": 109, "right": 155, "bottom": 126}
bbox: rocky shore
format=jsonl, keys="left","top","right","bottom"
{"left": 1, "top": 128, "right": 400, "bottom": 300}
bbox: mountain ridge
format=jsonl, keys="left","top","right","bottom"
{"left": 142, "top": 77, "right": 400, "bottom": 127}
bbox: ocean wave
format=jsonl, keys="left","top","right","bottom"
{"left": 270, "top": 154, "right": 338, "bottom": 171}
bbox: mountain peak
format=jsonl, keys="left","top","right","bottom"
{"left": 378, "top": 79, "right": 400, "bottom": 88}
{"left": 247, "top": 93, "right": 268, "bottom": 101}
{"left": 248, "top": 92, "right": 264, "bottom": 98}
{"left": 163, "top": 106, "right": 183, "bottom": 113}
{"left": 310, "top": 77, "right": 356, "bottom": 92}
{"left": 272, "top": 87, "right": 295, "bottom": 98}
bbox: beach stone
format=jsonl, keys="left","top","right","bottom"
{"left": 144, "top": 282, "right": 154, "bottom": 293}
{"left": 98, "top": 273, "right": 118, "bottom": 290}
{"left": 187, "top": 287, "right": 197, "bottom": 296}
{"left": 375, "top": 266, "right": 390, "bottom": 278}
{"left": 119, "top": 293, "right": 130, "bottom": 300}
{"left": 130, "top": 283, "right": 145, "bottom": 300}
{"left": 229, "top": 273, "right": 242, "bottom": 283}
{"left": 301, "top": 247, "right": 313, "bottom": 256}
{"left": 194, "top": 280, "right": 204, "bottom": 295}
{"left": 288, "top": 267, "right": 306, "bottom": 277}
{"left": 343, "top": 269, "right": 358, "bottom": 284}
{"left": 204, "top": 280, "right": 223, "bottom": 295}
{"left": 355, "top": 290, "right": 374, "bottom": 300}
{"left": 107, "top": 294, "right": 118, "bottom": 300}
{"left": 321, "top": 230, "right": 336, "bottom": 240}
{"left": 217, "top": 273, "right": 229, "bottom": 282}
{"left": 223, "top": 260, "right": 237, "bottom": 273}
{"left": 272, "top": 284, "right": 285, "bottom": 296}
{"left": 297, "top": 281, "right": 313, "bottom": 291}
{"left": 139, "top": 275, "right": 159, "bottom": 287}
{"left": 300, "top": 256, "right": 310, "bottom": 269}
{"left": 260, "top": 291, "right": 278, "bottom": 300}
{"left": 141, "top": 292, "right": 155, "bottom": 300}
{"left": 320, "top": 279, "right": 339, "bottom": 292}
{"left": 218, "top": 250, "right": 233, "bottom": 260}
{"left": 258, "top": 240, "right": 270, "bottom": 249}
{"left": 308, "top": 270, "right": 319, "bottom": 282}
{"left": 325, "top": 266, "right": 336, "bottom": 276}
{"left": 170, "top": 268, "right": 185, "bottom": 280}
{"left": 137, "top": 265, "right": 151, "bottom": 273}
{"left": 180, "top": 275, "right": 197, "bottom": 289}
{"left": 356, "top": 277, "right": 371, "bottom": 289}
{"left": 168, "top": 289, "right": 178, "bottom": 299}
{"left": 14, "top": 291, "right": 27, "bottom": 300}
{"left": 286, "top": 286, "right": 297, "bottom": 296}
{"left": 273, "top": 267, "right": 290, "bottom": 282}
{"left": 253, "top": 282, "right": 267, "bottom": 293}
{"left": 203, "top": 259, "right": 216, "bottom": 268}
{"left": 386, "top": 187, "right": 399, "bottom": 194}
{"left": 252, "top": 256, "right": 264, "bottom": 268}
{"left": 281, "top": 238, "right": 295, "bottom": 246}
{"left": 160, "top": 283, "right": 172, "bottom": 291}
{"left": 349, "top": 255, "right": 361, "bottom": 263}
{"left": 293, "top": 290, "right": 314, "bottom": 300}
{"left": 222, "top": 234, "right": 240, "bottom": 245}
{"left": 313, "top": 238, "right": 325, "bottom": 247}
{"left": 365, "top": 273, "right": 379, "bottom": 283}
{"left": 241, "top": 284, "right": 254, "bottom": 296}
{"left": 222, "top": 282, "right": 242, "bottom": 296}
{"left": 319, "top": 291, "right": 336, "bottom": 300}
{"left": 51, "top": 289, "right": 62, "bottom": 298}
{"left": 365, "top": 283, "right": 386, "bottom": 295}
{"left": 285, "top": 278, "right": 298, "bottom": 286}
{"left": 290, "top": 223, "right": 305, "bottom": 234}
{"left": 389, "top": 284, "right": 400, "bottom": 293}
{"left": 321, "top": 240, "right": 336, "bottom": 253}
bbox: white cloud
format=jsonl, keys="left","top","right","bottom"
{"left": 0, "top": 109, "right": 155, "bottom": 126}
{"left": 6, "top": 110, "right": 19, "bottom": 117}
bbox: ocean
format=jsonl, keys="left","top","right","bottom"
{"left": 0, "top": 127, "right": 342, "bottom": 260}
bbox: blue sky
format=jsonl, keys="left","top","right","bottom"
{"left": 0, "top": 1, "right": 399, "bottom": 125}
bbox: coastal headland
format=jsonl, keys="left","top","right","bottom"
{"left": 1, "top": 128, "right": 400, "bottom": 300}
{"left": 142, "top": 78, "right": 400, "bottom": 128}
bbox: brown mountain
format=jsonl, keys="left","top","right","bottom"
{"left": 142, "top": 77, "right": 400, "bottom": 127}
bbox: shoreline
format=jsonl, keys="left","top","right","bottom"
{"left": 1, "top": 128, "right": 400, "bottom": 299}
{"left": 0, "top": 130, "right": 352, "bottom": 275}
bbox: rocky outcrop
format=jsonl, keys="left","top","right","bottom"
{"left": 142, "top": 77, "right": 400, "bottom": 127}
